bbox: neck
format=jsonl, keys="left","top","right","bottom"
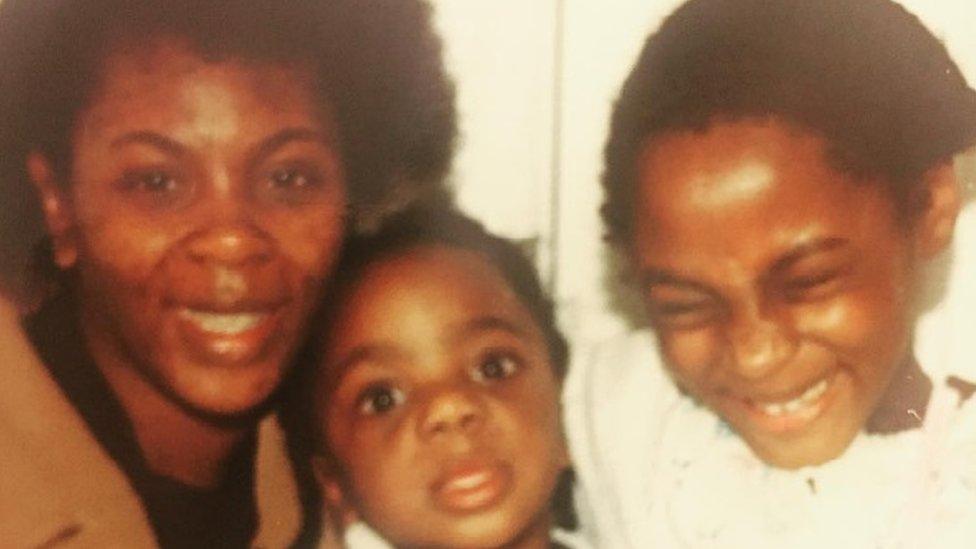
{"left": 82, "top": 322, "right": 249, "bottom": 489}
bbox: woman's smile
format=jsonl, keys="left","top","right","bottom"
{"left": 175, "top": 307, "right": 282, "bottom": 366}
{"left": 45, "top": 39, "right": 347, "bottom": 417}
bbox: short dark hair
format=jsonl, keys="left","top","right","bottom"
{"left": 309, "top": 206, "right": 568, "bottom": 383}
{"left": 0, "top": 0, "right": 456, "bottom": 298}
{"left": 602, "top": 0, "right": 976, "bottom": 247}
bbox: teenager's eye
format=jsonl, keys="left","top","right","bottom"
{"left": 471, "top": 352, "right": 520, "bottom": 383}
{"left": 355, "top": 384, "right": 405, "bottom": 416}
{"left": 782, "top": 270, "right": 845, "bottom": 301}
{"left": 646, "top": 300, "right": 720, "bottom": 330}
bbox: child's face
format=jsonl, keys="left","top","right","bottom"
{"left": 632, "top": 119, "right": 951, "bottom": 468}
{"left": 316, "top": 246, "right": 567, "bottom": 548}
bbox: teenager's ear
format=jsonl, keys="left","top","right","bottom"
{"left": 26, "top": 151, "right": 78, "bottom": 269}
{"left": 311, "top": 454, "right": 359, "bottom": 528}
{"left": 913, "top": 161, "right": 961, "bottom": 258}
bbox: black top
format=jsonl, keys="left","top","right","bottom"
{"left": 24, "top": 294, "right": 259, "bottom": 549}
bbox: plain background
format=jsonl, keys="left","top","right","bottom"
{"left": 427, "top": 0, "right": 976, "bottom": 347}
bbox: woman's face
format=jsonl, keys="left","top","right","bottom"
{"left": 318, "top": 246, "right": 566, "bottom": 548}
{"left": 31, "top": 40, "right": 346, "bottom": 417}
{"left": 632, "top": 119, "right": 940, "bottom": 468}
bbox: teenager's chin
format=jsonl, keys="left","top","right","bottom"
{"left": 741, "top": 425, "right": 860, "bottom": 469}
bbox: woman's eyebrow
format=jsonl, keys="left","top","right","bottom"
{"left": 253, "top": 127, "right": 334, "bottom": 159}
{"left": 110, "top": 131, "right": 186, "bottom": 156}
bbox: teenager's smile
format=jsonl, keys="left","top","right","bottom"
{"left": 633, "top": 118, "right": 928, "bottom": 468}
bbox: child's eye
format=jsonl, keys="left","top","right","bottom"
{"left": 471, "top": 352, "right": 520, "bottom": 383}
{"left": 355, "top": 383, "right": 405, "bottom": 416}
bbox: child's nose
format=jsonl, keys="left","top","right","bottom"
{"left": 417, "top": 387, "right": 486, "bottom": 440}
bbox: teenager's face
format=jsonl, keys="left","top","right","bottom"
{"left": 632, "top": 119, "right": 929, "bottom": 468}
{"left": 318, "top": 246, "right": 566, "bottom": 548}
{"left": 33, "top": 40, "right": 346, "bottom": 418}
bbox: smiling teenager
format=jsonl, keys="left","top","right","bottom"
{"left": 564, "top": 0, "right": 976, "bottom": 547}
{"left": 0, "top": 0, "right": 454, "bottom": 547}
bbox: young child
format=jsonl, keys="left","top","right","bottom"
{"left": 294, "top": 208, "right": 580, "bottom": 549}
{"left": 565, "top": 0, "right": 976, "bottom": 547}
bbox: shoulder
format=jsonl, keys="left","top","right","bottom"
{"left": 0, "top": 294, "right": 157, "bottom": 547}
{"left": 253, "top": 414, "right": 305, "bottom": 548}
{"left": 562, "top": 328, "right": 685, "bottom": 547}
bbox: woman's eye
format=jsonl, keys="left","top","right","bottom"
{"left": 270, "top": 167, "right": 318, "bottom": 189}
{"left": 121, "top": 170, "right": 178, "bottom": 192}
{"left": 472, "top": 352, "right": 520, "bottom": 383}
{"left": 260, "top": 165, "right": 331, "bottom": 206}
{"left": 117, "top": 170, "right": 188, "bottom": 209}
{"left": 356, "top": 384, "right": 405, "bottom": 416}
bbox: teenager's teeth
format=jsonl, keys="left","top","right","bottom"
{"left": 801, "top": 379, "right": 829, "bottom": 402}
{"left": 757, "top": 378, "right": 830, "bottom": 417}
{"left": 181, "top": 310, "right": 266, "bottom": 335}
{"left": 763, "top": 402, "right": 786, "bottom": 416}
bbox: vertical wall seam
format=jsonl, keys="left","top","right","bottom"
{"left": 546, "top": 0, "right": 566, "bottom": 295}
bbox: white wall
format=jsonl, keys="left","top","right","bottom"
{"left": 429, "top": 0, "right": 976, "bottom": 346}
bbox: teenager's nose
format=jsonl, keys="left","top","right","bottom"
{"left": 417, "top": 387, "right": 485, "bottom": 440}
{"left": 725, "top": 306, "right": 797, "bottom": 380}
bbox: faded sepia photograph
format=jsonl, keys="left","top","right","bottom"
{"left": 0, "top": 1, "right": 974, "bottom": 548}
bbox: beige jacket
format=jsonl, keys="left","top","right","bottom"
{"left": 0, "top": 297, "right": 303, "bottom": 548}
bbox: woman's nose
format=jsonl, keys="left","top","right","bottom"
{"left": 725, "top": 307, "right": 797, "bottom": 380}
{"left": 417, "top": 387, "right": 486, "bottom": 441}
{"left": 185, "top": 226, "right": 272, "bottom": 267}
{"left": 183, "top": 185, "right": 273, "bottom": 266}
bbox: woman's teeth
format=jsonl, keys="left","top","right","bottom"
{"left": 755, "top": 378, "right": 830, "bottom": 417}
{"left": 179, "top": 310, "right": 267, "bottom": 335}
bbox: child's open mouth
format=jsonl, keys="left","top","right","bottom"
{"left": 430, "top": 459, "right": 513, "bottom": 513}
